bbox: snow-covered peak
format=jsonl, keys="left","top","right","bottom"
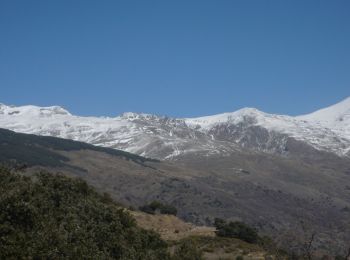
{"left": 0, "top": 104, "right": 71, "bottom": 117}
{"left": 0, "top": 98, "right": 349, "bottom": 159}
{"left": 294, "top": 97, "right": 350, "bottom": 148}
{"left": 185, "top": 108, "right": 266, "bottom": 128}
{"left": 297, "top": 97, "right": 350, "bottom": 125}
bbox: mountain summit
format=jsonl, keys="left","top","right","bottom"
{"left": 298, "top": 97, "right": 350, "bottom": 123}
{"left": 0, "top": 98, "right": 349, "bottom": 159}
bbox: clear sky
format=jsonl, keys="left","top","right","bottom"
{"left": 0, "top": 0, "right": 349, "bottom": 117}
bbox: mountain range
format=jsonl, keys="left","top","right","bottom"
{"left": 0, "top": 97, "right": 349, "bottom": 160}
{"left": 0, "top": 97, "right": 350, "bottom": 255}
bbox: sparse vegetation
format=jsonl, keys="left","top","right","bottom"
{"left": 171, "top": 236, "right": 270, "bottom": 260}
{"left": 172, "top": 238, "right": 203, "bottom": 260}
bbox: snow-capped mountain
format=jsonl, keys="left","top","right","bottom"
{"left": 0, "top": 98, "right": 349, "bottom": 159}
{"left": 297, "top": 97, "right": 350, "bottom": 142}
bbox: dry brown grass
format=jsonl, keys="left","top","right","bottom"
{"left": 131, "top": 211, "right": 281, "bottom": 259}
{"left": 131, "top": 211, "right": 215, "bottom": 241}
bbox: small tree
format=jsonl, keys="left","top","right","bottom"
{"left": 214, "top": 218, "right": 226, "bottom": 229}
{"left": 139, "top": 204, "right": 155, "bottom": 215}
{"left": 160, "top": 204, "right": 177, "bottom": 215}
{"left": 214, "top": 218, "right": 259, "bottom": 244}
{"left": 139, "top": 201, "right": 177, "bottom": 216}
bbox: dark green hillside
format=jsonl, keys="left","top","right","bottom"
{"left": 0, "top": 167, "right": 169, "bottom": 259}
{"left": 0, "top": 128, "right": 158, "bottom": 167}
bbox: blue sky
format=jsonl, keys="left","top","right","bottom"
{"left": 0, "top": 0, "right": 349, "bottom": 117}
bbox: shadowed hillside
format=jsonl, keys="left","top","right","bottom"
{"left": 0, "top": 128, "right": 157, "bottom": 168}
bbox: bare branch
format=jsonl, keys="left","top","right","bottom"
{"left": 304, "top": 232, "right": 316, "bottom": 260}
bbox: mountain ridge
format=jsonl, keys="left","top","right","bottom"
{"left": 0, "top": 97, "right": 349, "bottom": 159}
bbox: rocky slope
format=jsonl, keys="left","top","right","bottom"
{"left": 0, "top": 97, "right": 349, "bottom": 159}
{"left": 1, "top": 128, "right": 349, "bottom": 255}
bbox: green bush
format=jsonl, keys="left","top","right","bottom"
{"left": 172, "top": 239, "right": 203, "bottom": 260}
{"left": 160, "top": 204, "right": 178, "bottom": 215}
{"left": 139, "top": 201, "right": 177, "bottom": 216}
{"left": 139, "top": 204, "right": 156, "bottom": 215}
{"left": 335, "top": 256, "right": 347, "bottom": 260}
{"left": 0, "top": 167, "right": 169, "bottom": 259}
{"left": 214, "top": 218, "right": 259, "bottom": 244}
